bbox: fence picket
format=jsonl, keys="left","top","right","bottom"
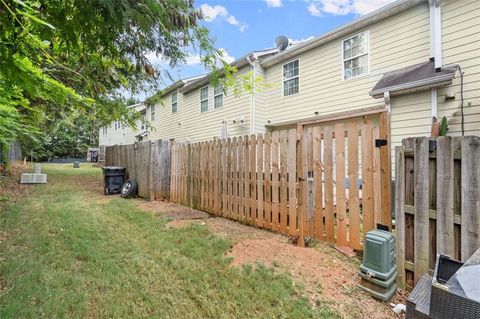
{"left": 288, "top": 129, "right": 297, "bottom": 236}
{"left": 335, "top": 123, "right": 347, "bottom": 246}
{"left": 280, "top": 130, "right": 288, "bottom": 234}
{"left": 324, "top": 125, "right": 334, "bottom": 242}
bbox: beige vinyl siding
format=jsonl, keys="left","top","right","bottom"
{"left": 169, "top": 66, "right": 252, "bottom": 142}
{"left": 263, "top": 2, "right": 430, "bottom": 126}
{"left": 254, "top": 62, "right": 268, "bottom": 134}
{"left": 147, "top": 91, "right": 183, "bottom": 141}
{"left": 438, "top": 0, "right": 480, "bottom": 136}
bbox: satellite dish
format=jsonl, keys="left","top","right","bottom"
{"left": 275, "top": 36, "right": 289, "bottom": 51}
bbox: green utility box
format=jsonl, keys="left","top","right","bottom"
{"left": 359, "top": 229, "right": 397, "bottom": 301}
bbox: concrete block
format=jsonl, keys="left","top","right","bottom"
{"left": 34, "top": 164, "right": 42, "bottom": 174}
{"left": 20, "top": 173, "right": 47, "bottom": 184}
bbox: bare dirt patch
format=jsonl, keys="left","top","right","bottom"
{"left": 135, "top": 199, "right": 405, "bottom": 319}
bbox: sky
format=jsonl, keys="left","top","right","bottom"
{"left": 141, "top": 0, "right": 396, "bottom": 99}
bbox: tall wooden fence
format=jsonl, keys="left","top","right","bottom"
{"left": 105, "top": 140, "right": 171, "bottom": 200}
{"left": 170, "top": 111, "right": 391, "bottom": 251}
{"left": 395, "top": 136, "right": 480, "bottom": 289}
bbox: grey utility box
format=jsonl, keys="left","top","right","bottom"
{"left": 359, "top": 229, "right": 397, "bottom": 301}
{"left": 360, "top": 229, "right": 396, "bottom": 280}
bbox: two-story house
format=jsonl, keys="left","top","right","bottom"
{"left": 99, "top": 103, "right": 148, "bottom": 147}
{"left": 135, "top": 0, "right": 480, "bottom": 155}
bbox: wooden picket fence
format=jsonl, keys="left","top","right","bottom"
{"left": 170, "top": 110, "right": 391, "bottom": 250}
{"left": 105, "top": 140, "right": 172, "bottom": 200}
{"left": 395, "top": 136, "right": 480, "bottom": 289}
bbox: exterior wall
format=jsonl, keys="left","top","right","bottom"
{"left": 147, "top": 90, "right": 183, "bottom": 141}
{"left": 262, "top": 2, "right": 431, "bottom": 128}
{"left": 147, "top": 66, "right": 253, "bottom": 142}
{"left": 99, "top": 104, "right": 146, "bottom": 146}
{"left": 438, "top": 0, "right": 480, "bottom": 136}
{"left": 98, "top": 119, "right": 144, "bottom": 146}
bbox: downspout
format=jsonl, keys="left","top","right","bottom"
{"left": 246, "top": 55, "right": 256, "bottom": 135}
{"left": 429, "top": 0, "right": 442, "bottom": 119}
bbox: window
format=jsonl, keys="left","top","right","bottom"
{"left": 214, "top": 84, "right": 223, "bottom": 109}
{"left": 342, "top": 31, "right": 369, "bottom": 80}
{"left": 283, "top": 59, "right": 299, "bottom": 96}
{"left": 150, "top": 105, "right": 156, "bottom": 121}
{"left": 171, "top": 91, "right": 178, "bottom": 113}
{"left": 200, "top": 86, "right": 209, "bottom": 113}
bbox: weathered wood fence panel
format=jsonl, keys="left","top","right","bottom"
{"left": 170, "top": 111, "right": 390, "bottom": 251}
{"left": 105, "top": 140, "right": 171, "bottom": 200}
{"left": 395, "top": 136, "right": 480, "bottom": 290}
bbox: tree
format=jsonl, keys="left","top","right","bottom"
{"left": 0, "top": 0, "right": 234, "bottom": 149}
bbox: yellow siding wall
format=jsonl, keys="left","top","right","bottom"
{"left": 147, "top": 66, "right": 253, "bottom": 142}
{"left": 262, "top": 3, "right": 431, "bottom": 127}
{"left": 438, "top": 0, "right": 480, "bottom": 136}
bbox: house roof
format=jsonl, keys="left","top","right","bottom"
{"left": 260, "top": 0, "right": 426, "bottom": 68}
{"left": 179, "top": 48, "right": 280, "bottom": 94}
{"left": 370, "top": 61, "right": 457, "bottom": 98}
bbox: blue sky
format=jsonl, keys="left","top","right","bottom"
{"left": 142, "top": 0, "right": 395, "bottom": 98}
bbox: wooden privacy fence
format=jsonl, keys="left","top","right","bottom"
{"left": 105, "top": 140, "right": 172, "bottom": 200}
{"left": 395, "top": 136, "right": 480, "bottom": 290}
{"left": 170, "top": 110, "right": 391, "bottom": 251}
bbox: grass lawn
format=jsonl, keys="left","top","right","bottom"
{"left": 0, "top": 164, "right": 340, "bottom": 318}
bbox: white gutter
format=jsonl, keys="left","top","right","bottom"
{"left": 429, "top": 0, "right": 442, "bottom": 118}
{"left": 246, "top": 55, "right": 256, "bottom": 135}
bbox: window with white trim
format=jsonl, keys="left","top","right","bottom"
{"left": 171, "top": 91, "right": 178, "bottom": 113}
{"left": 214, "top": 84, "right": 223, "bottom": 109}
{"left": 342, "top": 31, "right": 369, "bottom": 80}
{"left": 150, "top": 105, "right": 156, "bottom": 121}
{"left": 200, "top": 86, "right": 209, "bottom": 113}
{"left": 283, "top": 59, "right": 299, "bottom": 96}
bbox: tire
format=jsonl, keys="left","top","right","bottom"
{"left": 121, "top": 179, "right": 138, "bottom": 198}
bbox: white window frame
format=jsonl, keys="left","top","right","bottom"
{"left": 150, "top": 105, "right": 156, "bottom": 121}
{"left": 213, "top": 84, "right": 223, "bottom": 109}
{"left": 342, "top": 31, "right": 370, "bottom": 80}
{"left": 200, "top": 86, "right": 209, "bottom": 113}
{"left": 282, "top": 59, "right": 300, "bottom": 97}
{"left": 171, "top": 91, "right": 178, "bottom": 113}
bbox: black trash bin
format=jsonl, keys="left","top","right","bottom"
{"left": 102, "top": 166, "right": 126, "bottom": 195}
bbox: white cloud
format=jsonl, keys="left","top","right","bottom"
{"left": 306, "top": 0, "right": 395, "bottom": 16}
{"left": 185, "top": 54, "right": 202, "bottom": 66}
{"left": 217, "top": 48, "right": 235, "bottom": 64}
{"left": 307, "top": 3, "right": 322, "bottom": 16}
{"left": 265, "top": 0, "right": 282, "bottom": 7}
{"left": 200, "top": 4, "right": 248, "bottom": 32}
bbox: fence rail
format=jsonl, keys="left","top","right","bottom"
{"left": 395, "top": 136, "right": 480, "bottom": 290}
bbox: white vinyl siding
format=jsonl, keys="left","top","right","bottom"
{"left": 214, "top": 84, "right": 223, "bottom": 109}
{"left": 342, "top": 31, "right": 369, "bottom": 80}
{"left": 200, "top": 86, "right": 209, "bottom": 113}
{"left": 283, "top": 59, "right": 299, "bottom": 96}
{"left": 171, "top": 91, "right": 178, "bottom": 113}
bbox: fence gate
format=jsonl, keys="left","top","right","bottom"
{"left": 170, "top": 107, "right": 391, "bottom": 251}
{"left": 295, "top": 107, "right": 391, "bottom": 249}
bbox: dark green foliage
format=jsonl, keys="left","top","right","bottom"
{"left": 439, "top": 116, "right": 448, "bottom": 136}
